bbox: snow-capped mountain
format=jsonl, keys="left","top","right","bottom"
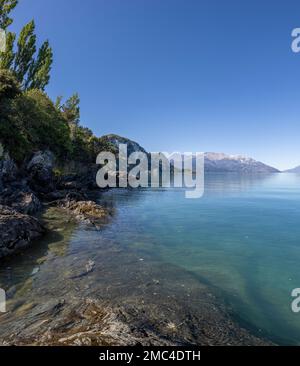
{"left": 101, "top": 135, "right": 280, "bottom": 173}
{"left": 203, "top": 153, "right": 279, "bottom": 173}
{"left": 169, "top": 152, "right": 279, "bottom": 173}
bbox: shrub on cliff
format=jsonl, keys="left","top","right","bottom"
{"left": 0, "top": 71, "right": 72, "bottom": 162}
{"left": 18, "top": 90, "right": 72, "bottom": 158}
{"left": 0, "top": 69, "right": 27, "bottom": 161}
{"left": 0, "top": 69, "right": 20, "bottom": 100}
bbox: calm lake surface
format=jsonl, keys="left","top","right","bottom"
{"left": 1, "top": 173, "right": 300, "bottom": 344}
{"left": 98, "top": 173, "right": 300, "bottom": 344}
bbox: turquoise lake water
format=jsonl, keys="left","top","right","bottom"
{"left": 1, "top": 173, "right": 300, "bottom": 344}
{"left": 99, "top": 173, "right": 300, "bottom": 344}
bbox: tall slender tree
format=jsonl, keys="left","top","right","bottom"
{"left": 13, "top": 20, "right": 36, "bottom": 85}
{"left": 26, "top": 40, "right": 53, "bottom": 90}
{"left": 0, "top": 30, "right": 15, "bottom": 68}
{"left": 0, "top": 0, "right": 17, "bottom": 69}
{"left": 0, "top": 1, "right": 53, "bottom": 90}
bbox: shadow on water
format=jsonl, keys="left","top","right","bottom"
{"left": 0, "top": 207, "right": 78, "bottom": 297}
{"left": 225, "top": 251, "right": 300, "bottom": 346}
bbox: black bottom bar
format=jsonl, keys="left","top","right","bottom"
{"left": 0, "top": 346, "right": 298, "bottom": 364}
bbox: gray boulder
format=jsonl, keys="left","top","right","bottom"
{"left": 27, "top": 150, "right": 55, "bottom": 193}
{"left": 0, "top": 153, "right": 18, "bottom": 187}
{"left": 11, "top": 191, "right": 41, "bottom": 215}
{"left": 0, "top": 187, "right": 41, "bottom": 215}
{"left": 0, "top": 205, "right": 44, "bottom": 259}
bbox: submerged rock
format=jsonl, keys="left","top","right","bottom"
{"left": 85, "top": 260, "right": 95, "bottom": 274}
{"left": 0, "top": 205, "right": 44, "bottom": 259}
{"left": 0, "top": 298, "right": 182, "bottom": 346}
{"left": 70, "top": 260, "right": 96, "bottom": 279}
{"left": 60, "top": 200, "right": 111, "bottom": 225}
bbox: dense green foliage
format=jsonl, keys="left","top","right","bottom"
{"left": 0, "top": 2, "right": 113, "bottom": 166}
{"left": 0, "top": 70, "right": 114, "bottom": 164}
{"left": 0, "top": 70, "right": 71, "bottom": 161}
{"left": 0, "top": 67, "right": 19, "bottom": 98}
{"left": 0, "top": 1, "right": 53, "bottom": 90}
{"left": 60, "top": 93, "right": 80, "bottom": 125}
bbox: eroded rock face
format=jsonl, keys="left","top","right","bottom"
{"left": 11, "top": 192, "right": 42, "bottom": 215}
{"left": 0, "top": 187, "right": 41, "bottom": 215}
{"left": 0, "top": 153, "right": 18, "bottom": 187}
{"left": 27, "top": 150, "right": 55, "bottom": 193}
{"left": 0, "top": 205, "right": 44, "bottom": 259}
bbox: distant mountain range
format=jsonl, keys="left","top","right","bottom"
{"left": 284, "top": 166, "right": 300, "bottom": 173}
{"left": 102, "top": 135, "right": 283, "bottom": 173}
{"left": 168, "top": 152, "right": 279, "bottom": 173}
{"left": 203, "top": 153, "right": 279, "bottom": 173}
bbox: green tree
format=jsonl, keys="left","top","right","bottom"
{"left": 13, "top": 20, "right": 36, "bottom": 85}
{"left": 0, "top": 71, "right": 72, "bottom": 162}
{"left": 61, "top": 93, "right": 80, "bottom": 125}
{"left": 54, "top": 95, "right": 63, "bottom": 110}
{"left": 0, "top": 31, "right": 15, "bottom": 69}
{"left": 0, "top": 1, "right": 17, "bottom": 69}
{"left": 0, "top": 0, "right": 17, "bottom": 30}
{"left": 0, "top": 2, "right": 53, "bottom": 91}
{"left": 26, "top": 40, "right": 53, "bottom": 90}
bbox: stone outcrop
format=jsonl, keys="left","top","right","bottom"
{"left": 59, "top": 200, "right": 111, "bottom": 225}
{"left": 0, "top": 186, "right": 41, "bottom": 215}
{"left": 0, "top": 153, "right": 18, "bottom": 189}
{"left": 0, "top": 205, "right": 44, "bottom": 258}
{"left": 27, "top": 150, "right": 55, "bottom": 193}
{"left": 10, "top": 191, "right": 42, "bottom": 215}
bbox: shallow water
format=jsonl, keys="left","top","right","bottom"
{"left": 1, "top": 173, "right": 300, "bottom": 344}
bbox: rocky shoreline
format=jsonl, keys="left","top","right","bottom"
{"left": 0, "top": 150, "right": 273, "bottom": 346}
{"left": 0, "top": 150, "right": 111, "bottom": 259}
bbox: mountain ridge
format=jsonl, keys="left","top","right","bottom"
{"left": 103, "top": 135, "right": 280, "bottom": 173}
{"left": 284, "top": 166, "right": 300, "bottom": 173}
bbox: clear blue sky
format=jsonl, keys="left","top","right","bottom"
{"left": 10, "top": 0, "right": 300, "bottom": 170}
